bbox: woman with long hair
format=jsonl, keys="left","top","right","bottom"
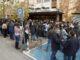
{"left": 14, "top": 23, "right": 22, "bottom": 49}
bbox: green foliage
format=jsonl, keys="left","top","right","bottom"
{"left": 11, "top": 3, "right": 29, "bottom": 20}
{"left": 0, "top": 3, "right": 10, "bottom": 18}
{"left": 11, "top": 13, "right": 18, "bottom": 20}
{"left": 22, "top": 9, "right": 29, "bottom": 20}
{"left": 0, "top": 4, "right": 3, "bottom": 18}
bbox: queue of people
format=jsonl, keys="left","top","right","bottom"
{"left": 0, "top": 19, "right": 80, "bottom": 60}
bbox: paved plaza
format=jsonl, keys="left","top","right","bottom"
{"left": 0, "top": 35, "right": 80, "bottom": 60}
{"left": 0, "top": 36, "right": 33, "bottom": 60}
{"left": 25, "top": 44, "right": 80, "bottom": 60}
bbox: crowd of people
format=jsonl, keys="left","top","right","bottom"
{"left": 0, "top": 19, "right": 80, "bottom": 60}
{"left": 47, "top": 22, "right": 80, "bottom": 60}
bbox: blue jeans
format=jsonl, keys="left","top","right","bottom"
{"left": 44, "top": 31, "right": 48, "bottom": 37}
{"left": 9, "top": 31, "right": 14, "bottom": 40}
{"left": 22, "top": 44, "right": 27, "bottom": 49}
{"left": 15, "top": 35, "right": 20, "bottom": 49}
{"left": 46, "top": 39, "right": 51, "bottom": 50}
{"left": 64, "top": 55, "right": 72, "bottom": 60}
{"left": 72, "top": 55, "right": 76, "bottom": 60}
{"left": 78, "top": 36, "right": 80, "bottom": 40}
{"left": 60, "top": 40, "right": 67, "bottom": 51}
{"left": 51, "top": 50, "right": 57, "bottom": 60}
{"left": 31, "top": 34, "right": 36, "bottom": 40}
{"left": 15, "top": 35, "right": 20, "bottom": 43}
{"left": 60, "top": 44, "right": 64, "bottom": 51}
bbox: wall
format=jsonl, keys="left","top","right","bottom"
{"left": 51, "top": 0, "right": 57, "bottom": 8}
{"left": 56, "top": 0, "right": 80, "bottom": 22}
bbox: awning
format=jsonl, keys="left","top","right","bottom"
{"left": 29, "top": 8, "right": 63, "bottom": 14}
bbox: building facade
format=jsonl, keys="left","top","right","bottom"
{"left": 57, "top": 0, "right": 80, "bottom": 22}
{"left": 29, "top": 0, "right": 52, "bottom": 9}
{"left": 29, "top": 0, "right": 80, "bottom": 22}
{"left": 28, "top": 0, "right": 63, "bottom": 21}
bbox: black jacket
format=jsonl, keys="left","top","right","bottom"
{"left": 22, "top": 32, "right": 29, "bottom": 44}
{"left": 51, "top": 32, "right": 61, "bottom": 51}
{"left": 30, "top": 25, "right": 36, "bottom": 34}
{"left": 63, "top": 37, "right": 79, "bottom": 56}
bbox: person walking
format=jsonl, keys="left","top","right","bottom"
{"left": 14, "top": 23, "right": 21, "bottom": 49}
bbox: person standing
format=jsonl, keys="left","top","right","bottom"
{"left": 78, "top": 26, "right": 80, "bottom": 40}
{"left": 2, "top": 21, "right": 7, "bottom": 38}
{"left": 14, "top": 23, "right": 21, "bottom": 49}
{"left": 0, "top": 20, "right": 2, "bottom": 35}
{"left": 51, "top": 28, "right": 61, "bottom": 60}
{"left": 63, "top": 30, "right": 79, "bottom": 60}
{"left": 46, "top": 25, "right": 53, "bottom": 51}
{"left": 22, "top": 27, "right": 29, "bottom": 50}
{"left": 78, "top": 26, "right": 80, "bottom": 47}
{"left": 29, "top": 20, "right": 32, "bottom": 30}
{"left": 60, "top": 26, "right": 68, "bottom": 51}
{"left": 30, "top": 23, "right": 36, "bottom": 41}
{"left": 9, "top": 21, "right": 14, "bottom": 40}
{"left": 43, "top": 22, "right": 49, "bottom": 38}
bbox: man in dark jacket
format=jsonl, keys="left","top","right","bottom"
{"left": 63, "top": 30, "right": 79, "bottom": 60}
{"left": 51, "top": 28, "right": 61, "bottom": 60}
{"left": 46, "top": 28, "right": 53, "bottom": 51}
{"left": 30, "top": 23, "right": 36, "bottom": 41}
{"left": 8, "top": 21, "right": 14, "bottom": 40}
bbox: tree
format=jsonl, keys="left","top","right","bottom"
{"left": 22, "top": 8, "right": 29, "bottom": 20}
{"left": 0, "top": 4, "right": 4, "bottom": 18}
{"left": 11, "top": 13, "right": 18, "bottom": 20}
